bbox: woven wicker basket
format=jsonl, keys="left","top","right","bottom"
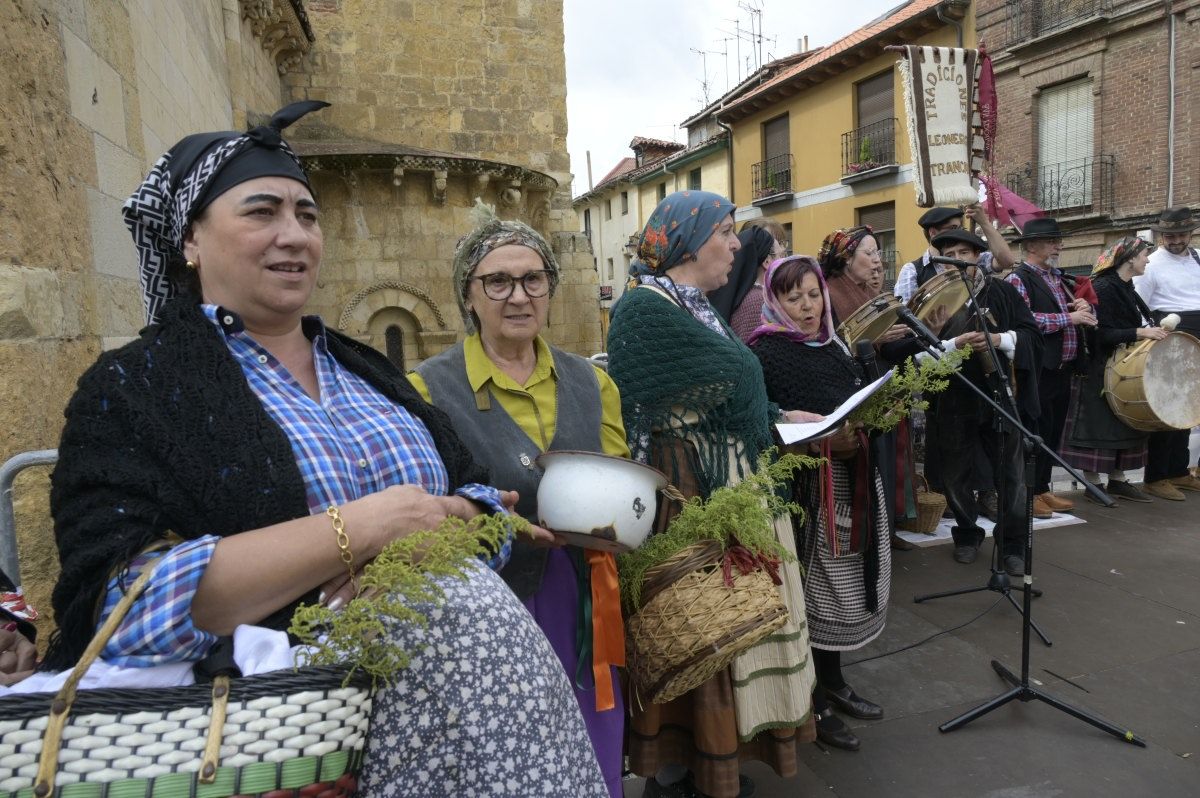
{"left": 898, "top": 473, "right": 947, "bottom": 535}
{"left": 0, "top": 558, "right": 374, "bottom": 798}
{"left": 625, "top": 540, "right": 789, "bottom": 704}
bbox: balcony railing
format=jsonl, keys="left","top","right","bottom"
{"left": 1005, "top": 0, "right": 1111, "bottom": 46}
{"left": 1004, "top": 155, "right": 1115, "bottom": 215}
{"left": 842, "top": 118, "right": 898, "bottom": 177}
{"left": 752, "top": 153, "right": 794, "bottom": 200}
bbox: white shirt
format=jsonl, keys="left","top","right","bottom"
{"left": 894, "top": 250, "right": 996, "bottom": 304}
{"left": 1135, "top": 247, "right": 1200, "bottom": 312}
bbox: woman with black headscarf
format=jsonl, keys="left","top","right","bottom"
{"left": 708, "top": 226, "right": 783, "bottom": 342}
{"left": 44, "top": 102, "right": 607, "bottom": 795}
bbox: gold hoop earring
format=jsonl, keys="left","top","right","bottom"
{"left": 186, "top": 260, "right": 197, "bottom": 270}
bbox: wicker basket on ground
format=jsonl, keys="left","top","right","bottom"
{"left": 898, "top": 473, "right": 946, "bottom": 535}
{"left": 625, "top": 539, "right": 789, "bottom": 704}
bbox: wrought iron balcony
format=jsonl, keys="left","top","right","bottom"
{"left": 1004, "top": 0, "right": 1111, "bottom": 46}
{"left": 1004, "top": 155, "right": 1115, "bottom": 215}
{"left": 842, "top": 118, "right": 898, "bottom": 177}
{"left": 752, "top": 153, "right": 794, "bottom": 200}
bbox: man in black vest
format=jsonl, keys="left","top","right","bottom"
{"left": 925, "top": 230, "right": 1042, "bottom": 575}
{"left": 1004, "top": 218, "right": 1097, "bottom": 518}
{"left": 894, "top": 205, "right": 1017, "bottom": 304}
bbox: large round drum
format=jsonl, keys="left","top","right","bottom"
{"left": 1104, "top": 332, "right": 1200, "bottom": 432}
{"left": 908, "top": 271, "right": 971, "bottom": 337}
{"left": 837, "top": 294, "right": 901, "bottom": 347}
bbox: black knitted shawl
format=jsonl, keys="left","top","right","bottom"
{"left": 45, "top": 299, "right": 488, "bottom": 670}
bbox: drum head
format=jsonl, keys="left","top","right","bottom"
{"left": 1144, "top": 332, "right": 1200, "bottom": 428}
{"left": 837, "top": 295, "right": 900, "bottom": 346}
{"left": 909, "top": 272, "right": 970, "bottom": 337}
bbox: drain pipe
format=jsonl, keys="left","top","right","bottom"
{"left": 716, "top": 111, "right": 735, "bottom": 204}
{"left": 936, "top": 0, "right": 965, "bottom": 48}
{"left": 1167, "top": 9, "right": 1176, "bottom": 207}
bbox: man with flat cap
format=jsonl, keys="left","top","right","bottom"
{"left": 923, "top": 229, "right": 1042, "bottom": 574}
{"left": 1005, "top": 218, "right": 1098, "bottom": 518}
{"left": 1135, "top": 207, "right": 1200, "bottom": 499}
{"left": 894, "top": 205, "right": 1016, "bottom": 304}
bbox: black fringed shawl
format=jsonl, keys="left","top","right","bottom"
{"left": 45, "top": 298, "right": 488, "bottom": 670}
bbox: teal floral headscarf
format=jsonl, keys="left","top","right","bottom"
{"left": 631, "top": 190, "right": 736, "bottom": 275}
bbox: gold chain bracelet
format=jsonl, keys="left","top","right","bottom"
{"left": 326, "top": 505, "right": 357, "bottom": 588}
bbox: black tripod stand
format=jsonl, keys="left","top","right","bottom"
{"left": 895, "top": 280, "right": 1145, "bottom": 747}
{"left": 913, "top": 265, "right": 1050, "bottom": 646}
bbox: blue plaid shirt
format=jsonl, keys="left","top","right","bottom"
{"left": 98, "top": 307, "right": 509, "bottom": 666}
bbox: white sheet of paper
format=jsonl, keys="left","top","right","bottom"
{"left": 774, "top": 368, "right": 895, "bottom": 445}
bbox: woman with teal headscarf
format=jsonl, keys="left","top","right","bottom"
{"left": 607, "top": 191, "right": 818, "bottom": 798}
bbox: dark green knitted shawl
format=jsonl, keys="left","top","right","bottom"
{"left": 607, "top": 287, "right": 775, "bottom": 498}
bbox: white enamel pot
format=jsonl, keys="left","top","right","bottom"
{"left": 535, "top": 450, "right": 668, "bottom": 553}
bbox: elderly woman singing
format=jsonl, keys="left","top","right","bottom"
{"left": 44, "top": 102, "right": 606, "bottom": 796}
{"left": 607, "top": 190, "right": 817, "bottom": 798}
{"left": 408, "top": 202, "right": 628, "bottom": 796}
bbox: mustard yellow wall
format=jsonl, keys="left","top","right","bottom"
{"left": 731, "top": 20, "right": 977, "bottom": 266}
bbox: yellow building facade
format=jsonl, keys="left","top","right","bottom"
{"left": 723, "top": 0, "right": 976, "bottom": 277}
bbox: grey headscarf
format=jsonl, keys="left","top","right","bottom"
{"left": 452, "top": 199, "right": 559, "bottom": 332}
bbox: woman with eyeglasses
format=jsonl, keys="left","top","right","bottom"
{"left": 409, "top": 200, "right": 630, "bottom": 797}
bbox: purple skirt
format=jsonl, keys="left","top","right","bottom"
{"left": 523, "top": 547, "right": 625, "bottom": 798}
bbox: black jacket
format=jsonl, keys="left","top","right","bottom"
{"left": 1011, "top": 263, "right": 1075, "bottom": 371}
{"left": 46, "top": 299, "right": 488, "bottom": 670}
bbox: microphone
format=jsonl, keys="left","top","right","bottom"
{"left": 895, "top": 305, "right": 944, "bottom": 349}
{"left": 929, "top": 255, "right": 977, "bottom": 269}
{"left": 854, "top": 338, "right": 879, "bottom": 381}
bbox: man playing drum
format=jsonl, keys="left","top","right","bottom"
{"left": 1005, "top": 218, "right": 1098, "bottom": 519}
{"left": 893, "top": 206, "right": 1016, "bottom": 304}
{"left": 922, "top": 230, "right": 1042, "bottom": 575}
{"left": 1134, "top": 207, "right": 1200, "bottom": 500}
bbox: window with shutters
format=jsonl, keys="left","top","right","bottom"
{"left": 688, "top": 168, "right": 702, "bottom": 191}
{"left": 1036, "top": 79, "right": 1095, "bottom": 209}
{"left": 657, "top": 182, "right": 667, "bottom": 201}
{"left": 857, "top": 202, "right": 897, "bottom": 282}
{"left": 843, "top": 70, "right": 897, "bottom": 176}
{"left": 604, "top": 198, "right": 612, "bottom": 220}
{"left": 753, "top": 114, "right": 792, "bottom": 199}
{"left": 621, "top": 191, "right": 629, "bottom": 215}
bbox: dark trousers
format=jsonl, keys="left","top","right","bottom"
{"left": 1145, "top": 429, "right": 1192, "bottom": 482}
{"left": 927, "top": 404, "right": 1027, "bottom": 558}
{"left": 1034, "top": 367, "right": 1073, "bottom": 494}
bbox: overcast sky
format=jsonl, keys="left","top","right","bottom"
{"left": 563, "top": 0, "right": 905, "bottom": 197}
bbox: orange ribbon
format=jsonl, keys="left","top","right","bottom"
{"left": 585, "top": 549, "right": 626, "bottom": 712}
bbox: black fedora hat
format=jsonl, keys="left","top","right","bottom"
{"left": 917, "top": 206, "right": 964, "bottom": 229}
{"left": 1150, "top": 207, "right": 1198, "bottom": 233}
{"left": 931, "top": 228, "right": 989, "bottom": 253}
{"left": 1012, "top": 217, "right": 1063, "bottom": 242}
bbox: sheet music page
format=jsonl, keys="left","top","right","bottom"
{"left": 774, "top": 368, "right": 895, "bottom": 445}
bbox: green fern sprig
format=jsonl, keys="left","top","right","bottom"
{"left": 849, "top": 347, "right": 971, "bottom": 433}
{"left": 289, "top": 512, "right": 525, "bottom": 686}
{"left": 617, "top": 450, "right": 820, "bottom": 612}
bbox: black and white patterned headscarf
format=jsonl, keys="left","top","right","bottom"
{"left": 123, "top": 100, "right": 329, "bottom": 325}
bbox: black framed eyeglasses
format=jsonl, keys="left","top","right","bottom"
{"left": 472, "top": 270, "right": 556, "bottom": 300}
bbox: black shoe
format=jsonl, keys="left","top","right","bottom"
{"left": 890, "top": 533, "right": 916, "bottom": 551}
{"left": 815, "top": 709, "right": 861, "bottom": 751}
{"left": 1003, "top": 555, "right": 1025, "bottom": 578}
{"left": 643, "top": 775, "right": 699, "bottom": 798}
{"left": 953, "top": 543, "right": 980, "bottom": 564}
{"left": 825, "top": 685, "right": 884, "bottom": 720}
{"left": 976, "top": 490, "right": 999, "bottom": 522}
{"left": 1106, "top": 480, "right": 1152, "bottom": 503}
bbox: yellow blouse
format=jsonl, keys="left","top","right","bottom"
{"left": 408, "top": 333, "right": 630, "bottom": 459}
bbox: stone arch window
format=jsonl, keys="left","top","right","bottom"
{"left": 384, "top": 324, "right": 405, "bottom": 370}
{"left": 339, "top": 280, "right": 456, "bottom": 367}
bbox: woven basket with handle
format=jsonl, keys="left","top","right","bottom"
{"left": 898, "top": 472, "right": 947, "bottom": 535}
{"left": 0, "top": 556, "right": 373, "bottom": 798}
{"left": 625, "top": 540, "right": 789, "bottom": 705}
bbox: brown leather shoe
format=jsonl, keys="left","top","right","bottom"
{"left": 1038, "top": 492, "right": 1074, "bottom": 511}
{"left": 1169, "top": 474, "right": 1200, "bottom": 492}
{"left": 1145, "top": 480, "right": 1186, "bottom": 501}
{"left": 1031, "top": 496, "right": 1054, "bottom": 519}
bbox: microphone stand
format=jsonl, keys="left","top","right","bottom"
{"left": 913, "top": 265, "right": 1050, "bottom": 648}
{"left": 896, "top": 286, "right": 1143, "bottom": 747}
